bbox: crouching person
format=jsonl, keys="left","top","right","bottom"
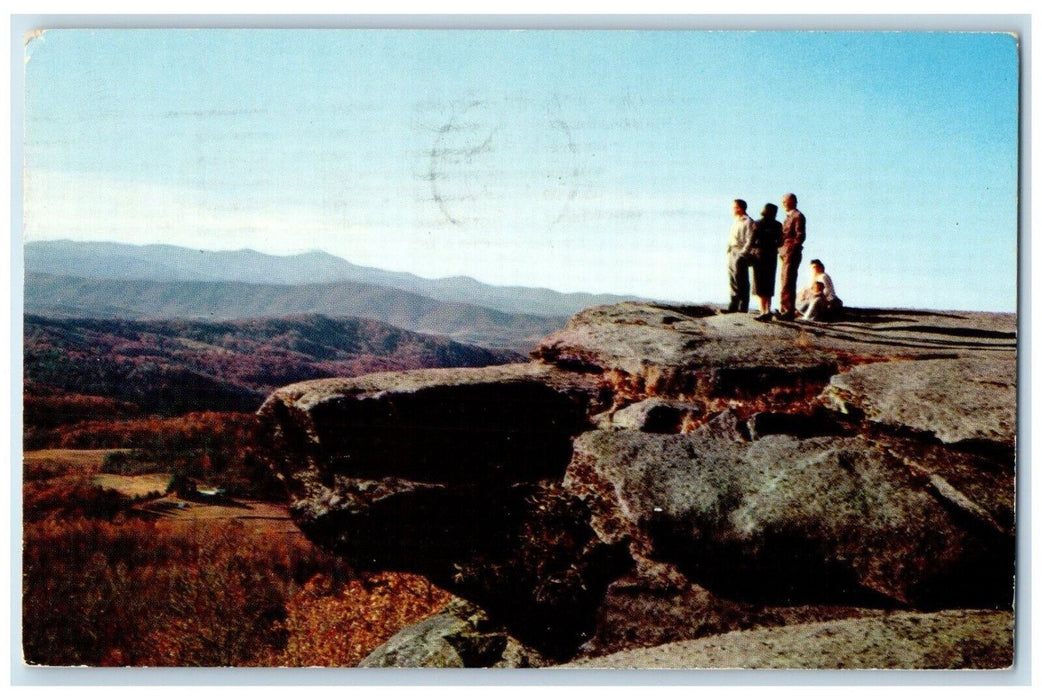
{"left": 799, "top": 281, "right": 830, "bottom": 321}
{"left": 797, "top": 259, "right": 843, "bottom": 320}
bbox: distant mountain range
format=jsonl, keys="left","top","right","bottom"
{"left": 25, "top": 273, "right": 563, "bottom": 352}
{"left": 24, "top": 240, "right": 636, "bottom": 318}
{"left": 25, "top": 314, "right": 523, "bottom": 416}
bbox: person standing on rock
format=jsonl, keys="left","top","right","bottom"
{"left": 778, "top": 193, "right": 806, "bottom": 320}
{"left": 749, "top": 203, "right": 782, "bottom": 321}
{"left": 725, "top": 199, "right": 755, "bottom": 313}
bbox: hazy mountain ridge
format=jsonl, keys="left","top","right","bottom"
{"left": 25, "top": 240, "right": 637, "bottom": 317}
{"left": 25, "top": 273, "right": 564, "bottom": 352}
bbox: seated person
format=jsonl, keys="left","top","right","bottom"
{"left": 797, "top": 259, "right": 843, "bottom": 315}
{"left": 799, "top": 281, "right": 829, "bottom": 321}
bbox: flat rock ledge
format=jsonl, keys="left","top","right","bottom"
{"left": 823, "top": 356, "right": 1016, "bottom": 448}
{"left": 259, "top": 302, "right": 1017, "bottom": 667}
{"left": 562, "top": 609, "right": 1013, "bottom": 670}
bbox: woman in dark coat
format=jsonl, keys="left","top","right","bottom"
{"left": 749, "top": 203, "right": 782, "bottom": 320}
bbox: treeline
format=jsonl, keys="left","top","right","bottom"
{"left": 24, "top": 383, "right": 142, "bottom": 430}
{"left": 26, "top": 411, "right": 282, "bottom": 500}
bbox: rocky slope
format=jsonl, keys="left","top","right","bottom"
{"left": 258, "top": 303, "right": 1016, "bottom": 669}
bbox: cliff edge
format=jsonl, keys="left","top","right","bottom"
{"left": 258, "top": 303, "right": 1016, "bottom": 668}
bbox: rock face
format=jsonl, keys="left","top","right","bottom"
{"left": 569, "top": 429, "right": 1012, "bottom": 609}
{"left": 258, "top": 303, "right": 1017, "bottom": 668}
{"left": 262, "top": 363, "right": 628, "bottom": 656}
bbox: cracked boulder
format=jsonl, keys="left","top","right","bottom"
{"left": 566, "top": 423, "right": 1014, "bottom": 609}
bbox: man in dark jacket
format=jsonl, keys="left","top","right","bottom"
{"left": 778, "top": 193, "right": 806, "bottom": 320}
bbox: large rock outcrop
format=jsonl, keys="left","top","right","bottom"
{"left": 258, "top": 303, "right": 1016, "bottom": 667}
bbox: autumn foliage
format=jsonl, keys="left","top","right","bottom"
{"left": 23, "top": 510, "right": 450, "bottom": 667}
{"left": 21, "top": 312, "right": 491, "bottom": 667}
{"left": 25, "top": 411, "right": 283, "bottom": 500}
{"left": 265, "top": 573, "right": 451, "bottom": 667}
{"left": 23, "top": 407, "right": 451, "bottom": 666}
{"left": 24, "top": 314, "right": 520, "bottom": 418}
{"left": 23, "top": 409, "right": 451, "bottom": 666}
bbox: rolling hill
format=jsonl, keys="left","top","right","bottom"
{"left": 24, "top": 313, "right": 524, "bottom": 417}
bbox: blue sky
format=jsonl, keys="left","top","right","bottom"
{"left": 23, "top": 29, "right": 1019, "bottom": 311}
